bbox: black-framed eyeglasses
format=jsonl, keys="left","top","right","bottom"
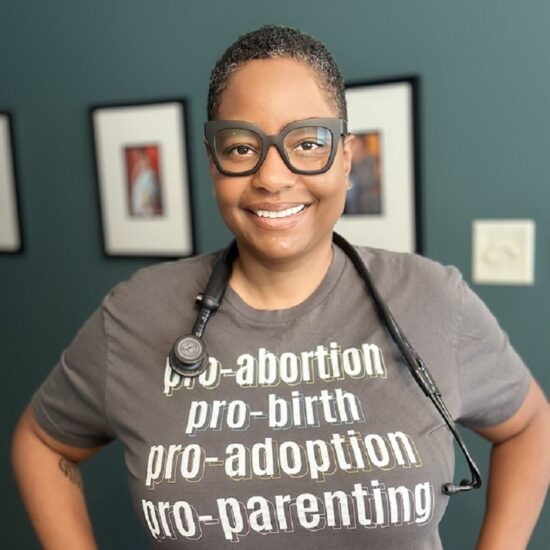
{"left": 204, "top": 118, "right": 348, "bottom": 176}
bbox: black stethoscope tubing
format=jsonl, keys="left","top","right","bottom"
{"left": 169, "top": 232, "right": 482, "bottom": 496}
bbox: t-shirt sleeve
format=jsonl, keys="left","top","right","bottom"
{"left": 455, "top": 280, "right": 531, "bottom": 428}
{"left": 30, "top": 305, "right": 115, "bottom": 448}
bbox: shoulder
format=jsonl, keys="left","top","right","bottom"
{"left": 102, "top": 251, "right": 221, "bottom": 313}
{"left": 355, "top": 245, "right": 463, "bottom": 285}
{"left": 351, "top": 245, "right": 465, "bottom": 314}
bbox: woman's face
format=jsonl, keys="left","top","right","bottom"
{"left": 209, "top": 57, "right": 353, "bottom": 266}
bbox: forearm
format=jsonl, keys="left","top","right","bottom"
{"left": 11, "top": 408, "right": 98, "bottom": 550}
{"left": 476, "top": 403, "right": 550, "bottom": 549}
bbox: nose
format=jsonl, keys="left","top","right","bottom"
{"left": 251, "top": 144, "right": 296, "bottom": 193}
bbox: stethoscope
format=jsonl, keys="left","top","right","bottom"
{"left": 169, "top": 232, "right": 482, "bottom": 496}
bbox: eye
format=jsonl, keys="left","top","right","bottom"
{"left": 285, "top": 127, "right": 332, "bottom": 157}
{"left": 231, "top": 144, "right": 254, "bottom": 156}
{"left": 215, "top": 129, "right": 262, "bottom": 163}
{"left": 295, "top": 140, "right": 323, "bottom": 152}
{"left": 291, "top": 139, "right": 329, "bottom": 157}
{"left": 222, "top": 143, "right": 260, "bottom": 162}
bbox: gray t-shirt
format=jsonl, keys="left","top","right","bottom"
{"left": 32, "top": 244, "right": 530, "bottom": 549}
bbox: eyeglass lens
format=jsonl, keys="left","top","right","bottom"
{"left": 213, "top": 126, "right": 333, "bottom": 174}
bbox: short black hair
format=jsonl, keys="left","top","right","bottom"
{"left": 207, "top": 25, "right": 347, "bottom": 121}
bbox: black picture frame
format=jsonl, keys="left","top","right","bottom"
{"left": 90, "top": 99, "right": 195, "bottom": 258}
{"left": 0, "top": 111, "right": 23, "bottom": 254}
{"left": 335, "top": 76, "right": 422, "bottom": 253}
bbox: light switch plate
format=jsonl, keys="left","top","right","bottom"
{"left": 472, "top": 220, "right": 535, "bottom": 285}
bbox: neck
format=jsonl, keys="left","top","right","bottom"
{"left": 229, "top": 240, "right": 334, "bottom": 310}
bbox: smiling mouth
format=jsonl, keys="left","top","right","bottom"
{"left": 252, "top": 204, "right": 307, "bottom": 219}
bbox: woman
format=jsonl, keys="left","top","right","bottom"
{"left": 12, "top": 25, "right": 550, "bottom": 549}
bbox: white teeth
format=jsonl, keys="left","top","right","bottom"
{"left": 254, "top": 204, "right": 306, "bottom": 219}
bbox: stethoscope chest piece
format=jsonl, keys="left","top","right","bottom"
{"left": 169, "top": 334, "right": 208, "bottom": 377}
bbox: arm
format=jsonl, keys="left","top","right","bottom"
{"left": 11, "top": 406, "right": 104, "bottom": 550}
{"left": 474, "top": 379, "right": 550, "bottom": 550}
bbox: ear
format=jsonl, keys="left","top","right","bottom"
{"left": 342, "top": 133, "right": 355, "bottom": 178}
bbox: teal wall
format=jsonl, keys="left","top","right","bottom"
{"left": 1, "top": 1, "right": 548, "bottom": 547}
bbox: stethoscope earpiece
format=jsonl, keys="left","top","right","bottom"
{"left": 169, "top": 334, "right": 209, "bottom": 378}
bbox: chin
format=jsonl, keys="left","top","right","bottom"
{"left": 245, "top": 232, "right": 330, "bottom": 265}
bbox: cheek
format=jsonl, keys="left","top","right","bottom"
{"left": 213, "top": 183, "right": 230, "bottom": 214}
{"left": 322, "top": 174, "right": 349, "bottom": 219}
{"left": 213, "top": 179, "right": 244, "bottom": 224}
{"left": 310, "top": 179, "right": 347, "bottom": 224}
{"left": 333, "top": 184, "right": 348, "bottom": 216}
{"left": 320, "top": 167, "right": 349, "bottom": 204}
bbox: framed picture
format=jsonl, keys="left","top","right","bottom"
{"left": 335, "top": 77, "right": 421, "bottom": 253}
{"left": 0, "top": 112, "right": 22, "bottom": 253}
{"left": 91, "top": 100, "right": 195, "bottom": 257}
